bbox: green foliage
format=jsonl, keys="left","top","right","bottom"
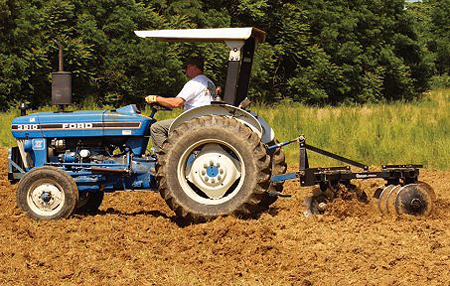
{"left": 0, "top": 0, "right": 213, "bottom": 109}
{"left": 431, "top": 74, "right": 450, "bottom": 88}
{"left": 406, "top": 0, "right": 450, "bottom": 87}
{"left": 0, "top": 0, "right": 436, "bottom": 109}
{"left": 288, "top": 0, "right": 431, "bottom": 104}
{"left": 428, "top": 0, "right": 450, "bottom": 75}
{"left": 206, "top": 0, "right": 432, "bottom": 104}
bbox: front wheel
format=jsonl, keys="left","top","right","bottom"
{"left": 16, "top": 166, "right": 79, "bottom": 220}
{"left": 157, "top": 115, "right": 271, "bottom": 223}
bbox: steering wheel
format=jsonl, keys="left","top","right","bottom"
{"left": 148, "top": 101, "right": 173, "bottom": 119}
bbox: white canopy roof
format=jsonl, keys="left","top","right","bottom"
{"left": 134, "top": 27, "right": 266, "bottom": 44}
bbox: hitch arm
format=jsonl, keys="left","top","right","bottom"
{"left": 267, "top": 138, "right": 299, "bottom": 150}
{"left": 303, "top": 143, "right": 368, "bottom": 170}
{"left": 267, "top": 135, "right": 368, "bottom": 170}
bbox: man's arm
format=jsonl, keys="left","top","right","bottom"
{"left": 145, "top": 95, "right": 185, "bottom": 108}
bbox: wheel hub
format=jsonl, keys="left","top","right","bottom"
{"left": 410, "top": 198, "right": 422, "bottom": 209}
{"left": 186, "top": 143, "right": 241, "bottom": 199}
{"left": 30, "top": 183, "right": 63, "bottom": 211}
{"left": 206, "top": 165, "right": 219, "bottom": 177}
{"left": 40, "top": 191, "right": 52, "bottom": 203}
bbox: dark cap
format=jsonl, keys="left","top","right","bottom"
{"left": 184, "top": 56, "right": 204, "bottom": 72}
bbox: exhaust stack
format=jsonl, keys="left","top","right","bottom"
{"left": 52, "top": 41, "right": 72, "bottom": 109}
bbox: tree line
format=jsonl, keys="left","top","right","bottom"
{"left": 0, "top": 0, "right": 448, "bottom": 110}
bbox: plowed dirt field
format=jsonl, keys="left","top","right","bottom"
{"left": 1, "top": 147, "right": 450, "bottom": 285}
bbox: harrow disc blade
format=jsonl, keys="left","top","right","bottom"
{"left": 377, "top": 185, "right": 400, "bottom": 215}
{"left": 303, "top": 187, "right": 333, "bottom": 216}
{"left": 304, "top": 183, "right": 369, "bottom": 217}
{"left": 417, "top": 181, "right": 436, "bottom": 200}
{"left": 394, "top": 184, "right": 433, "bottom": 216}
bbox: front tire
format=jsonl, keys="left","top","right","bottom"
{"left": 157, "top": 115, "right": 271, "bottom": 223}
{"left": 16, "top": 166, "right": 79, "bottom": 220}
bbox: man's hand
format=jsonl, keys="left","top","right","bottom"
{"left": 145, "top": 95, "right": 158, "bottom": 104}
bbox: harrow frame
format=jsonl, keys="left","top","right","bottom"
{"left": 269, "top": 135, "right": 422, "bottom": 187}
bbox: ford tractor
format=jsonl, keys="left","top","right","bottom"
{"left": 9, "top": 28, "right": 434, "bottom": 222}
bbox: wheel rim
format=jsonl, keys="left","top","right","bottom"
{"left": 178, "top": 139, "right": 245, "bottom": 205}
{"left": 27, "top": 179, "right": 66, "bottom": 217}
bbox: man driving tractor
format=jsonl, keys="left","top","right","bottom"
{"left": 145, "top": 56, "right": 217, "bottom": 151}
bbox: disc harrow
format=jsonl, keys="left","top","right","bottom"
{"left": 374, "top": 182, "right": 435, "bottom": 216}
{"left": 304, "top": 182, "right": 369, "bottom": 216}
{"left": 269, "top": 135, "right": 435, "bottom": 217}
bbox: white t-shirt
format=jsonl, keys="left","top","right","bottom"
{"left": 177, "top": 75, "right": 215, "bottom": 111}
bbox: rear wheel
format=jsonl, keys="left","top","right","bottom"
{"left": 16, "top": 166, "right": 79, "bottom": 220}
{"left": 157, "top": 115, "right": 271, "bottom": 223}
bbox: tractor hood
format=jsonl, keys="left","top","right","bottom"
{"left": 11, "top": 104, "right": 151, "bottom": 139}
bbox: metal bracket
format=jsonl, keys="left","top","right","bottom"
{"left": 225, "top": 40, "right": 244, "bottom": 61}
{"left": 271, "top": 172, "right": 297, "bottom": 182}
{"left": 10, "top": 160, "right": 25, "bottom": 174}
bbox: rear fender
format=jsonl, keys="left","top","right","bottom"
{"left": 169, "top": 104, "right": 275, "bottom": 143}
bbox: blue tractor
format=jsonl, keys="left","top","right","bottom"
{"left": 9, "top": 28, "right": 434, "bottom": 222}
{"left": 9, "top": 28, "right": 287, "bottom": 222}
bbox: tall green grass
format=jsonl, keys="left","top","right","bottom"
{"left": 252, "top": 89, "right": 450, "bottom": 169}
{"left": 2, "top": 89, "right": 449, "bottom": 169}
{"left": 0, "top": 110, "right": 17, "bottom": 147}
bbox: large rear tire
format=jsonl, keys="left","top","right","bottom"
{"left": 16, "top": 166, "right": 79, "bottom": 220}
{"left": 156, "top": 115, "right": 271, "bottom": 223}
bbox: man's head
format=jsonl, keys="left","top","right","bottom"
{"left": 184, "top": 56, "right": 204, "bottom": 79}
